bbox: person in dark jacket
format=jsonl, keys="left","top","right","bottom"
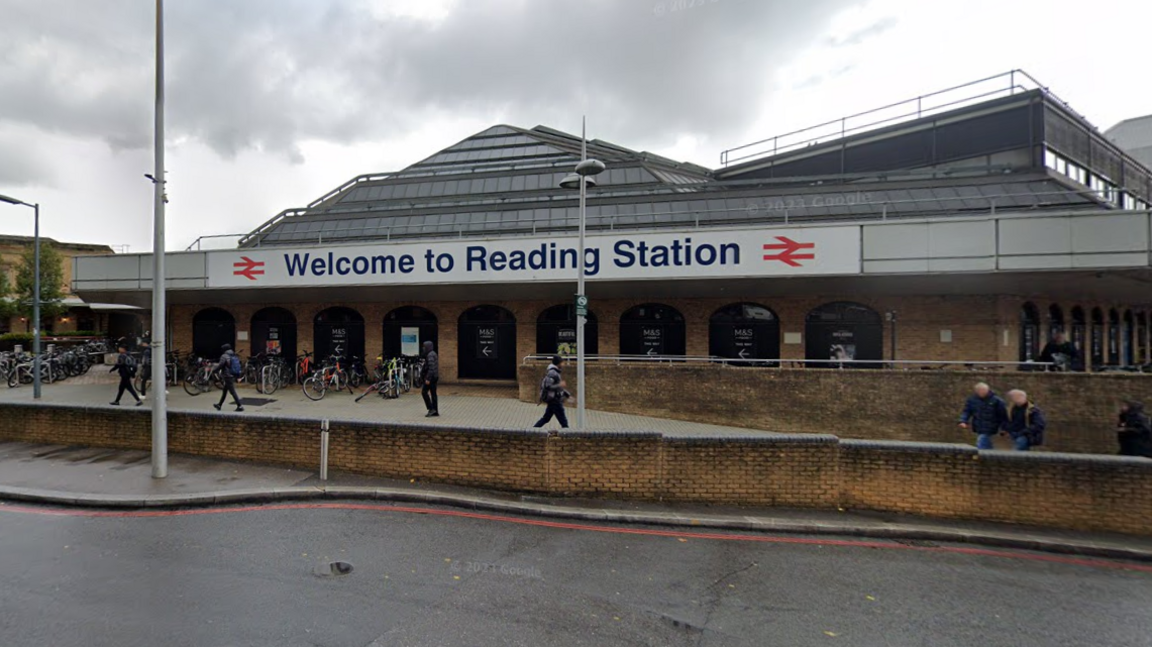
{"left": 1117, "top": 400, "right": 1152, "bottom": 457}
{"left": 109, "top": 343, "right": 143, "bottom": 406}
{"left": 1039, "top": 332, "right": 1079, "bottom": 371}
{"left": 534, "top": 356, "right": 570, "bottom": 429}
{"left": 421, "top": 340, "right": 439, "bottom": 417}
{"left": 213, "top": 344, "right": 244, "bottom": 412}
{"left": 958, "top": 382, "right": 1008, "bottom": 449}
{"left": 139, "top": 340, "right": 152, "bottom": 398}
{"left": 1004, "top": 389, "right": 1046, "bottom": 451}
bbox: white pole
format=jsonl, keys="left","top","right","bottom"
{"left": 576, "top": 117, "right": 587, "bottom": 430}
{"left": 151, "top": 0, "right": 168, "bottom": 479}
{"left": 32, "top": 203, "right": 41, "bottom": 399}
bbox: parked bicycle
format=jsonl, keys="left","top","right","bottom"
{"left": 182, "top": 356, "right": 223, "bottom": 396}
{"left": 301, "top": 355, "right": 352, "bottom": 401}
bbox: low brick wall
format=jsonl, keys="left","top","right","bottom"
{"left": 518, "top": 363, "right": 1152, "bottom": 455}
{"left": 1, "top": 402, "right": 1150, "bottom": 536}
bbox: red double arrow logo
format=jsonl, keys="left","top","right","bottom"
{"left": 762, "top": 236, "right": 816, "bottom": 267}
{"left": 233, "top": 256, "right": 265, "bottom": 281}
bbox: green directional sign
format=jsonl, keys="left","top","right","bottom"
{"left": 575, "top": 294, "right": 588, "bottom": 317}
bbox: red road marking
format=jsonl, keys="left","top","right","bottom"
{"left": 2, "top": 501, "right": 1149, "bottom": 574}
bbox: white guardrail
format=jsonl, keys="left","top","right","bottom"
{"left": 521, "top": 355, "right": 1056, "bottom": 370}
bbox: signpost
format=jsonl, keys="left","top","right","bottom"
{"left": 575, "top": 294, "right": 588, "bottom": 317}
{"left": 400, "top": 327, "right": 420, "bottom": 356}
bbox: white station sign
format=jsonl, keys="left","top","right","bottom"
{"left": 207, "top": 226, "right": 861, "bottom": 288}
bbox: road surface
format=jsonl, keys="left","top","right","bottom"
{"left": 1, "top": 501, "right": 1149, "bottom": 646}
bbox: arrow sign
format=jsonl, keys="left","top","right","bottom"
{"left": 762, "top": 236, "right": 816, "bottom": 267}
{"left": 482, "top": 346, "right": 492, "bottom": 357}
{"left": 334, "top": 344, "right": 345, "bottom": 356}
{"left": 647, "top": 348, "right": 657, "bottom": 356}
{"left": 232, "top": 256, "right": 265, "bottom": 281}
{"left": 738, "top": 348, "right": 749, "bottom": 359}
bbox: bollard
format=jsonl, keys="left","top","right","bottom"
{"left": 320, "top": 419, "right": 330, "bottom": 481}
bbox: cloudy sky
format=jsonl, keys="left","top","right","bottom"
{"left": 1, "top": 0, "right": 1150, "bottom": 253}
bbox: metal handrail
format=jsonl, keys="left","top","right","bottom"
{"left": 720, "top": 70, "right": 1070, "bottom": 167}
{"left": 521, "top": 354, "right": 1055, "bottom": 370}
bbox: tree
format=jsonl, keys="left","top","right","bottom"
{"left": 0, "top": 263, "right": 13, "bottom": 320}
{"left": 15, "top": 242, "right": 66, "bottom": 327}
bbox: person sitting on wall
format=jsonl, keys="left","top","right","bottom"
{"left": 1004, "top": 389, "right": 1046, "bottom": 452}
{"left": 1039, "top": 331, "right": 1079, "bottom": 372}
{"left": 1116, "top": 400, "right": 1152, "bottom": 458}
{"left": 958, "top": 382, "right": 1007, "bottom": 450}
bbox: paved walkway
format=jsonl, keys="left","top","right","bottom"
{"left": 0, "top": 373, "right": 769, "bottom": 437}
{"left": 1, "top": 441, "right": 1150, "bottom": 564}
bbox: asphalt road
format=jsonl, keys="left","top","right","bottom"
{"left": 1, "top": 502, "right": 1149, "bottom": 647}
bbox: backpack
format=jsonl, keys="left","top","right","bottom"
{"left": 538, "top": 370, "right": 555, "bottom": 404}
{"left": 228, "top": 353, "right": 242, "bottom": 377}
{"left": 124, "top": 354, "right": 137, "bottom": 377}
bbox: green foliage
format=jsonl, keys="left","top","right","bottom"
{"left": 15, "top": 242, "right": 66, "bottom": 325}
{"left": 0, "top": 332, "right": 33, "bottom": 343}
{"left": 0, "top": 263, "right": 13, "bottom": 319}
{"left": 53, "top": 330, "right": 105, "bottom": 337}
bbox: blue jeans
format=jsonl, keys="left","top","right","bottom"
{"left": 977, "top": 433, "right": 1032, "bottom": 451}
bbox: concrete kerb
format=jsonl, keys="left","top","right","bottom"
{"left": 1, "top": 483, "right": 1149, "bottom": 564}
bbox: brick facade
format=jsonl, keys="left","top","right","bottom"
{"left": 517, "top": 363, "right": 1152, "bottom": 456}
{"left": 168, "top": 294, "right": 1152, "bottom": 380}
{"left": 1, "top": 402, "right": 1148, "bottom": 536}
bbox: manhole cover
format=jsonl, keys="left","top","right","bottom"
{"left": 313, "top": 561, "right": 354, "bottom": 577}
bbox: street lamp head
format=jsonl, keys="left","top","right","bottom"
{"left": 0, "top": 194, "right": 27, "bottom": 206}
{"left": 575, "top": 158, "right": 606, "bottom": 177}
{"left": 559, "top": 174, "right": 598, "bottom": 190}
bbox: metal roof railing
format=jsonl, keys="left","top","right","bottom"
{"left": 720, "top": 70, "right": 1077, "bottom": 167}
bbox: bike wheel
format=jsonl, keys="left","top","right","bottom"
{"left": 183, "top": 375, "right": 203, "bottom": 396}
{"left": 7, "top": 371, "right": 18, "bottom": 388}
{"left": 302, "top": 376, "right": 327, "bottom": 401}
{"left": 264, "top": 367, "right": 280, "bottom": 396}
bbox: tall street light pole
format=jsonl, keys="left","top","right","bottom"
{"left": 0, "top": 195, "right": 42, "bottom": 400}
{"left": 559, "top": 118, "right": 605, "bottom": 430}
{"left": 150, "top": 0, "right": 168, "bottom": 478}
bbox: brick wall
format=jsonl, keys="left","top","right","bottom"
{"left": 0, "top": 402, "right": 1149, "bottom": 535}
{"left": 519, "top": 363, "right": 1152, "bottom": 455}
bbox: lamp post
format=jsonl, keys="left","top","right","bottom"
{"left": 149, "top": 0, "right": 168, "bottom": 479}
{"left": 559, "top": 118, "right": 606, "bottom": 430}
{"left": 0, "top": 194, "right": 41, "bottom": 400}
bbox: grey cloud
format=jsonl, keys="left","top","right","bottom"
{"left": 0, "top": 0, "right": 859, "bottom": 167}
{"left": 826, "top": 15, "right": 898, "bottom": 48}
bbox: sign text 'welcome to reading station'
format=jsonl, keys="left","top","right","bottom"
{"left": 207, "top": 228, "right": 861, "bottom": 287}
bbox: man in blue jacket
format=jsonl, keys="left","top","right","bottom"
{"left": 1004, "top": 389, "right": 1046, "bottom": 451}
{"left": 958, "top": 382, "right": 1008, "bottom": 449}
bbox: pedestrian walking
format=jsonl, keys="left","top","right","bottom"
{"left": 534, "top": 355, "right": 570, "bottom": 429}
{"left": 958, "top": 382, "right": 1007, "bottom": 449}
{"left": 421, "top": 340, "right": 439, "bottom": 417}
{"left": 213, "top": 344, "right": 244, "bottom": 412}
{"left": 108, "top": 343, "right": 143, "bottom": 407}
{"left": 139, "top": 340, "right": 152, "bottom": 398}
{"left": 1004, "top": 389, "right": 1046, "bottom": 451}
{"left": 1116, "top": 400, "right": 1152, "bottom": 457}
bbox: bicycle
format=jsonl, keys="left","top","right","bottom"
{"left": 182, "top": 358, "right": 220, "bottom": 396}
{"left": 302, "top": 355, "right": 352, "bottom": 401}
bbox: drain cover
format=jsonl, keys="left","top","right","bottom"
{"left": 313, "top": 561, "right": 354, "bottom": 577}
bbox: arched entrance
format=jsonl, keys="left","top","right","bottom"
{"left": 1123, "top": 310, "right": 1135, "bottom": 366}
{"left": 805, "top": 302, "right": 882, "bottom": 366}
{"left": 1020, "top": 303, "right": 1040, "bottom": 362}
{"left": 1048, "top": 304, "right": 1064, "bottom": 339}
{"left": 384, "top": 306, "right": 438, "bottom": 359}
{"left": 710, "top": 303, "right": 780, "bottom": 362}
{"left": 1138, "top": 312, "right": 1149, "bottom": 365}
{"left": 536, "top": 304, "right": 598, "bottom": 357}
{"left": 1091, "top": 308, "right": 1105, "bottom": 368}
{"left": 1070, "top": 307, "right": 1086, "bottom": 371}
{"left": 192, "top": 308, "right": 235, "bottom": 359}
{"left": 251, "top": 307, "right": 297, "bottom": 359}
{"left": 620, "top": 304, "right": 686, "bottom": 356}
{"left": 314, "top": 307, "right": 365, "bottom": 360}
{"left": 1108, "top": 309, "right": 1120, "bottom": 365}
{"left": 458, "top": 305, "right": 516, "bottom": 379}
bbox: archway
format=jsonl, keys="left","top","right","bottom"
{"left": 384, "top": 306, "right": 438, "bottom": 359}
{"left": 1138, "top": 312, "right": 1149, "bottom": 365}
{"left": 1048, "top": 304, "right": 1064, "bottom": 339}
{"left": 192, "top": 308, "right": 235, "bottom": 359}
{"left": 1020, "top": 303, "right": 1040, "bottom": 362}
{"left": 1091, "top": 308, "right": 1105, "bottom": 368}
{"left": 314, "top": 307, "right": 365, "bottom": 360}
{"left": 805, "top": 302, "right": 882, "bottom": 366}
{"left": 620, "top": 304, "right": 686, "bottom": 356}
{"left": 1070, "top": 306, "right": 1086, "bottom": 370}
{"left": 710, "top": 303, "right": 780, "bottom": 362}
{"left": 1123, "top": 310, "right": 1135, "bottom": 366}
{"left": 251, "top": 307, "right": 297, "bottom": 359}
{"left": 458, "top": 305, "right": 516, "bottom": 379}
{"left": 536, "top": 304, "right": 598, "bottom": 356}
{"left": 1108, "top": 309, "right": 1120, "bottom": 365}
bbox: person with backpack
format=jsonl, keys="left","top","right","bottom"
{"left": 109, "top": 343, "right": 143, "bottom": 407}
{"left": 1116, "top": 400, "right": 1152, "bottom": 457}
{"left": 958, "top": 382, "right": 1007, "bottom": 449}
{"left": 1004, "top": 389, "right": 1046, "bottom": 451}
{"left": 213, "top": 343, "right": 244, "bottom": 412}
{"left": 534, "top": 355, "right": 570, "bottom": 429}
{"left": 421, "top": 340, "right": 439, "bottom": 418}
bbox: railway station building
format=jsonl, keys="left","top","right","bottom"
{"left": 73, "top": 73, "right": 1152, "bottom": 381}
